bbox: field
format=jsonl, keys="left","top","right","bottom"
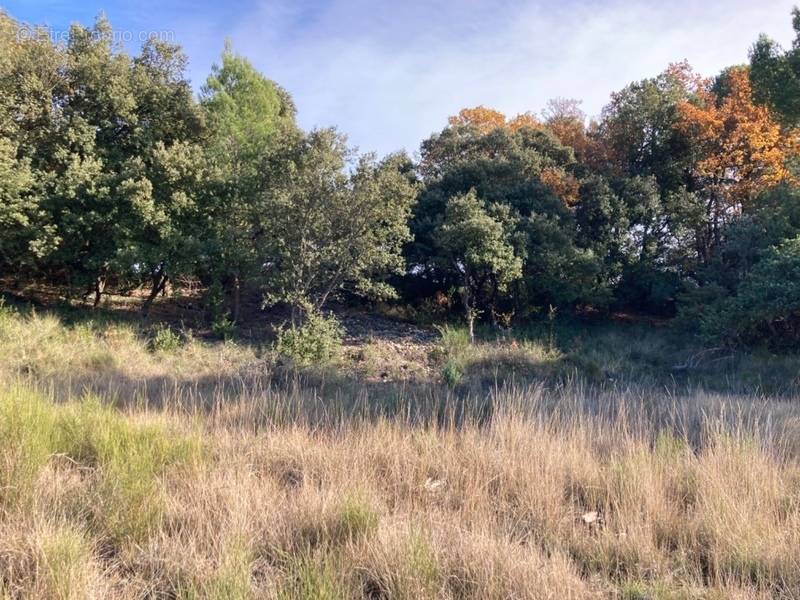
{"left": 2, "top": 299, "right": 800, "bottom": 599}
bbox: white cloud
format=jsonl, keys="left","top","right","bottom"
{"left": 188, "top": 0, "right": 798, "bottom": 156}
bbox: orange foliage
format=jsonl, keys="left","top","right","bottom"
{"left": 508, "top": 112, "right": 542, "bottom": 131}
{"left": 541, "top": 98, "right": 599, "bottom": 163}
{"left": 449, "top": 106, "right": 542, "bottom": 134}
{"left": 448, "top": 106, "right": 508, "bottom": 133}
{"left": 449, "top": 105, "right": 579, "bottom": 204}
{"left": 664, "top": 60, "right": 705, "bottom": 95}
{"left": 540, "top": 167, "right": 580, "bottom": 205}
{"left": 547, "top": 119, "right": 593, "bottom": 159}
{"left": 676, "top": 67, "right": 796, "bottom": 208}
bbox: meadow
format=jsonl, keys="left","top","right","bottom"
{"left": 2, "top": 299, "right": 800, "bottom": 599}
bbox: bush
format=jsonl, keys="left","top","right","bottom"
{"left": 435, "top": 324, "right": 471, "bottom": 355}
{"left": 211, "top": 313, "right": 237, "bottom": 341}
{"left": 615, "top": 262, "right": 682, "bottom": 316}
{"left": 691, "top": 237, "right": 800, "bottom": 348}
{"left": 441, "top": 360, "right": 464, "bottom": 387}
{"left": 148, "top": 325, "right": 182, "bottom": 353}
{"left": 275, "top": 310, "right": 344, "bottom": 366}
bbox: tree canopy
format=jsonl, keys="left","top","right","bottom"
{"left": 2, "top": 8, "right": 800, "bottom": 346}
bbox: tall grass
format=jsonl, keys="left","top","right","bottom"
{"left": 1, "top": 306, "right": 800, "bottom": 597}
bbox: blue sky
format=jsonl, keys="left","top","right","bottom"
{"left": 3, "top": 0, "right": 798, "bottom": 156}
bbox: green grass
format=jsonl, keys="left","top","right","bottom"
{"left": 277, "top": 555, "right": 347, "bottom": 600}
{"left": 179, "top": 537, "right": 254, "bottom": 600}
{"left": 38, "top": 524, "right": 96, "bottom": 600}
{"left": 0, "top": 386, "right": 201, "bottom": 545}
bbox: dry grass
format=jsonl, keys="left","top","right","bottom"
{"left": 2, "top": 304, "right": 800, "bottom": 598}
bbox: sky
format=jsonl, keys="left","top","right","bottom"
{"left": 2, "top": 0, "right": 798, "bottom": 156}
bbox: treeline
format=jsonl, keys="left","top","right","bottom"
{"left": 2, "top": 10, "right": 800, "bottom": 347}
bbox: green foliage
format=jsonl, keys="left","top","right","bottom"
{"left": 275, "top": 310, "right": 344, "bottom": 366}
{"left": 434, "top": 325, "right": 469, "bottom": 386}
{"left": 148, "top": 324, "right": 182, "bottom": 352}
{"left": 598, "top": 63, "right": 695, "bottom": 192}
{"left": 408, "top": 122, "right": 600, "bottom": 318}
{"left": 262, "top": 131, "right": 418, "bottom": 314}
{"left": 441, "top": 360, "right": 464, "bottom": 387}
{"left": 0, "top": 13, "right": 204, "bottom": 308}
{"left": 212, "top": 314, "right": 237, "bottom": 341}
{"left": 750, "top": 8, "right": 800, "bottom": 126}
{"left": 435, "top": 189, "right": 522, "bottom": 338}
{"left": 677, "top": 185, "right": 800, "bottom": 345}
{"left": 435, "top": 324, "right": 471, "bottom": 354}
{"left": 2, "top": 6, "right": 800, "bottom": 350}
{"left": 200, "top": 46, "right": 298, "bottom": 320}
{"left": 697, "top": 236, "right": 800, "bottom": 348}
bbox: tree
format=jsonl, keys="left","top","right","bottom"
{"left": 200, "top": 46, "right": 297, "bottom": 321}
{"left": 0, "top": 137, "right": 40, "bottom": 273}
{"left": 541, "top": 98, "right": 597, "bottom": 165}
{"left": 0, "top": 13, "right": 208, "bottom": 310}
{"left": 262, "top": 129, "right": 418, "bottom": 323}
{"left": 409, "top": 117, "right": 601, "bottom": 318}
{"left": 435, "top": 190, "right": 522, "bottom": 341}
{"left": 676, "top": 67, "right": 796, "bottom": 261}
{"left": 575, "top": 176, "right": 629, "bottom": 278}
{"left": 448, "top": 106, "right": 509, "bottom": 133}
{"left": 0, "top": 14, "right": 65, "bottom": 280}
{"left": 598, "top": 62, "right": 700, "bottom": 192}
{"left": 749, "top": 8, "right": 800, "bottom": 126}
{"left": 35, "top": 16, "right": 141, "bottom": 306}
{"left": 122, "top": 39, "right": 205, "bottom": 314}
{"left": 448, "top": 105, "right": 544, "bottom": 134}
{"left": 123, "top": 140, "right": 209, "bottom": 316}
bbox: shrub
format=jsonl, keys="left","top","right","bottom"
{"left": 693, "top": 236, "right": 800, "bottom": 348}
{"left": 275, "top": 310, "right": 344, "bottom": 366}
{"left": 435, "top": 324, "right": 471, "bottom": 356}
{"left": 441, "top": 360, "right": 464, "bottom": 387}
{"left": 206, "top": 282, "right": 237, "bottom": 340}
{"left": 148, "top": 325, "right": 182, "bottom": 353}
{"left": 211, "top": 313, "right": 237, "bottom": 341}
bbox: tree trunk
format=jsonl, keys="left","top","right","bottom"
{"left": 93, "top": 275, "right": 106, "bottom": 309}
{"left": 459, "top": 267, "right": 476, "bottom": 344}
{"left": 232, "top": 274, "right": 241, "bottom": 323}
{"left": 141, "top": 270, "right": 168, "bottom": 317}
{"left": 463, "top": 289, "right": 475, "bottom": 344}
